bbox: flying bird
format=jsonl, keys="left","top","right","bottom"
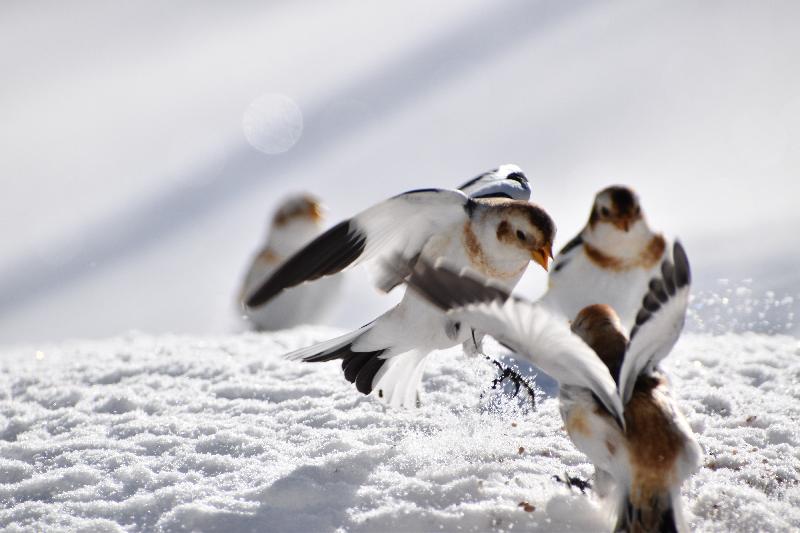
{"left": 541, "top": 185, "right": 670, "bottom": 331}
{"left": 239, "top": 194, "right": 341, "bottom": 330}
{"left": 398, "top": 241, "right": 699, "bottom": 533}
{"left": 245, "top": 165, "right": 555, "bottom": 407}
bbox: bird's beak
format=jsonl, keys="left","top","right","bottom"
{"left": 531, "top": 244, "right": 553, "bottom": 271}
{"left": 613, "top": 219, "right": 631, "bottom": 232}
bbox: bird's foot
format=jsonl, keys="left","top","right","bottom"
{"left": 553, "top": 472, "right": 592, "bottom": 494}
{"left": 485, "top": 356, "right": 536, "bottom": 409}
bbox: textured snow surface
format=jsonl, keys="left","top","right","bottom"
{"left": 1, "top": 330, "right": 799, "bottom": 532}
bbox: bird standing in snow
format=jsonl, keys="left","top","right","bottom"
{"left": 239, "top": 194, "right": 341, "bottom": 330}
{"left": 541, "top": 186, "right": 669, "bottom": 332}
{"left": 398, "top": 241, "right": 699, "bottom": 533}
{"left": 245, "top": 165, "right": 555, "bottom": 408}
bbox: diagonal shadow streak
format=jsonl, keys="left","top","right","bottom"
{"left": 0, "top": 1, "right": 593, "bottom": 319}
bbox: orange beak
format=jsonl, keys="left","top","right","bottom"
{"left": 531, "top": 244, "right": 553, "bottom": 271}
{"left": 612, "top": 218, "right": 631, "bottom": 232}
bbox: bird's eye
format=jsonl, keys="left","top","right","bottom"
{"left": 600, "top": 207, "right": 611, "bottom": 217}
{"left": 516, "top": 230, "right": 526, "bottom": 241}
{"left": 633, "top": 206, "right": 641, "bottom": 215}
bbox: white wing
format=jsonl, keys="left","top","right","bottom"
{"left": 618, "top": 241, "right": 691, "bottom": 405}
{"left": 399, "top": 258, "right": 624, "bottom": 427}
{"left": 457, "top": 163, "right": 531, "bottom": 201}
{"left": 453, "top": 299, "right": 624, "bottom": 428}
{"left": 246, "top": 189, "right": 470, "bottom": 307}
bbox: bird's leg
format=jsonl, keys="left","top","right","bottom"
{"left": 484, "top": 356, "right": 536, "bottom": 408}
{"left": 553, "top": 472, "right": 592, "bottom": 494}
{"left": 471, "top": 329, "right": 481, "bottom": 354}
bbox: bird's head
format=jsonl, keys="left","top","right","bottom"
{"left": 272, "top": 194, "right": 324, "bottom": 229}
{"left": 491, "top": 201, "right": 556, "bottom": 272}
{"left": 589, "top": 185, "right": 642, "bottom": 232}
{"left": 571, "top": 304, "right": 628, "bottom": 382}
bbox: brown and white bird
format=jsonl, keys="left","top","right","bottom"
{"left": 397, "top": 241, "right": 699, "bottom": 533}
{"left": 239, "top": 194, "right": 341, "bottom": 330}
{"left": 541, "top": 186, "right": 669, "bottom": 332}
{"left": 245, "top": 166, "right": 555, "bottom": 408}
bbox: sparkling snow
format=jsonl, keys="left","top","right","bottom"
{"left": 2, "top": 330, "right": 798, "bottom": 532}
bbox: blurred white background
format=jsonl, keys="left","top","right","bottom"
{"left": 1, "top": 0, "right": 799, "bottom": 347}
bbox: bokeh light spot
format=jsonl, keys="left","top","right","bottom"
{"left": 242, "top": 93, "right": 303, "bottom": 154}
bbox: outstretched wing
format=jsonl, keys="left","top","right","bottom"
{"left": 400, "top": 259, "right": 624, "bottom": 428}
{"left": 457, "top": 164, "right": 530, "bottom": 200}
{"left": 245, "top": 189, "right": 471, "bottom": 307}
{"left": 618, "top": 241, "right": 691, "bottom": 405}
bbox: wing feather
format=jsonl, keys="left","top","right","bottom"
{"left": 399, "top": 259, "right": 624, "bottom": 427}
{"left": 619, "top": 241, "right": 691, "bottom": 405}
{"left": 245, "top": 189, "right": 470, "bottom": 307}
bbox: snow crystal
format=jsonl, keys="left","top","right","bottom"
{"left": 1, "top": 330, "right": 799, "bottom": 532}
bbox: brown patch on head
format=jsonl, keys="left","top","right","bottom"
{"left": 571, "top": 304, "right": 627, "bottom": 382}
{"left": 463, "top": 221, "right": 527, "bottom": 280}
{"left": 485, "top": 201, "right": 556, "bottom": 272}
{"left": 496, "top": 220, "right": 512, "bottom": 241}
{"left": 524, "top": 203, "right": 557, "bottom": 246}
{"left": 624, "top": 376, "right": 684, "bottom": 505}
{"left": 588, "top": 185, "right": 643, "bottom": 230}
{"left": 273, "top": 195, "right": 323, "bottom": 227}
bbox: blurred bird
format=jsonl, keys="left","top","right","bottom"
{"left": 399, "top": 241, "right": 699, "bottom": 533}
{"left": 457, "top": 163, "right": 531, "bottom": 200}
{"left": 239, "top": 194, "right": 341, "bottom": 330}
{"left": 245, "top": 165, "right": 555, "bottom": 407}
{"left": 541, "top": 185, "right": 669, "bottom": 331}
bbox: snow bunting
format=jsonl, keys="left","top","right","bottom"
{"left": 239, "top": 194, "right": 341, "bottom": 330}
{"left": 456, "top": 163, "right": 530, "bottom": 200}
{"left": 398, "top": 241, "right": 699, "bottom": 532}
{"left": 541, "top": 185, "right": 669, "bottom": 331}
{"left": 245, "top": 166, "right": 554, "bottom": 408}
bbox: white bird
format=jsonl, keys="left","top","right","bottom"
{"left": 245, "top": 165, "right": 555, "bottom": 408}
{"left": 456, "top": 163, "right": 531, "bottom": 200}
{"left": 541, "top": 185, "right": 670, "bottom": 331}
{"left": 398, "top": 241, "right": 700, "bottom": 533}
{"left": 239, "top": 194, "right": 341, "bottom": 330}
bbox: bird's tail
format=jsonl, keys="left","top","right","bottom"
{"left": 371, "top": 350, "right": 429, "bottom": 409}
{"left": 614, "top": 487, "right": 683, "bottom": 533}
{"left": 285, "top": 321, "right": 388, "bottom": 396}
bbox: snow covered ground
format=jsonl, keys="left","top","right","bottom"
{"left": 2, "top": 329, "right": 799, "bottom": 532}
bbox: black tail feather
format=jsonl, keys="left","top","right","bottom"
{"left": 305, "top": 343, "right": 387, "bottom": 395}
{"left": 615, "top": 491, "right": 679, "bottom": 533}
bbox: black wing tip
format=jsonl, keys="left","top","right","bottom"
{"left": 245, "top": 219, "right": 365, "bottom": 308}
{"left": 457, "top": 170, "right": 495, "bottom": 191}
{"left": 673, "top": 241, "right": 691, "bottom": 287}
{"left": 557, "top": 234, "right": 583, "bottom": 256}
{"left": 471, "top": 192, "right": 513, "bottom": 200}
{"left": 341, "top": 349, "right": 387, "bottom": 394}
{"left": 631, "top": 239, "right": 691, "bottom": 341}
{"left": 304, "top": 342, "right": 387, "bottom": 395}
{"left": 506, "top": 171, "right": 528, "bottom": 185}
{"left": 392, "top": 187, "right": 446, "bottom": 199}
